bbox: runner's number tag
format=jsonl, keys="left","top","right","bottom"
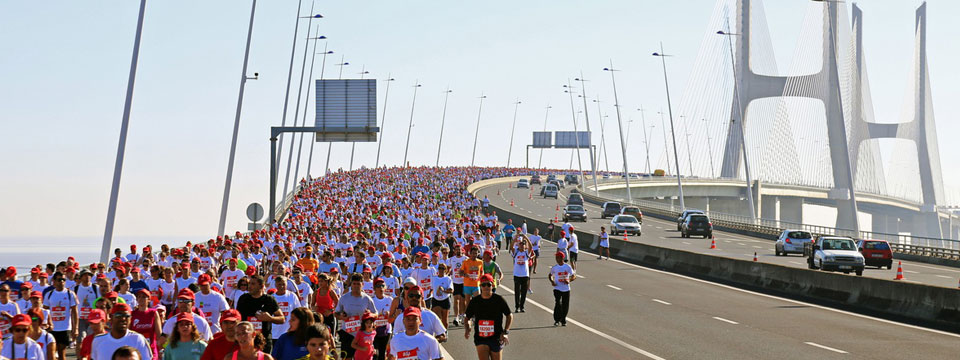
{"left": 344, "top": 315, "right": 361, "bottom": 333}
{"left": 51, "top": 306, "right": 67, "bottom": 322}
{"left": 396, "top": 349, "right": 419, "bottom": 360}
{"left": 478, "top": 319, "right": 495, "bottom": 337}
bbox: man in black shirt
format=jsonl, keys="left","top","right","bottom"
{"left": 235, "top": 275, "right": 284, "bottom": 353}
{"left": 464, "top": 274, "right": 512, "bottom": 360}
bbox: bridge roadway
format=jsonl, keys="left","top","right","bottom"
{"left": 438, "top": 183, "right": 960, "bottom": 359}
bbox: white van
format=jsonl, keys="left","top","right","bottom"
{"left": 543, "top": 184, "right": 559, "bottom": 199}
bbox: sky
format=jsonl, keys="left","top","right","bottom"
{"left": 1, "top": 0, "right": 958, "bottom": 249}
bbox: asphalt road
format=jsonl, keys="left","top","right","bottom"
{"left": 479, "top": 182, "right": 960, "bottom": 289}
{"left": 435, "top": 182, "right": 960, "bottom": 359}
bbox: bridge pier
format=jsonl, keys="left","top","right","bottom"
{"left": 760, "top": 195, "right": 777, "bottom": 222}
{"left": 779, "top": 197, "right": 803, "bottom": 224}
{"left": 685, "top": 197, "right": 710, "bottom": 213}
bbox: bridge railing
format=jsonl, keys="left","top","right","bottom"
{"left": 577, "top": 182, "right": 960, "bottom": 260}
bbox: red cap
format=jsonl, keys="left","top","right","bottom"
{"left": 176, "top": 312, "right": 194, "bottom": 324}
{"left": 197, "top": 274, "right": 211, "bottom": 286}
{"left": 244, "top": 267, "right": 256, "bottom": 276}
{"left": 402, "top": 306, "right": 421, "bottom": 318}
{"left": 110, "top": 303, "right": 132, "bottom": 315}
{"left": 330, "top": 267, "right": 339, "bottom": 274}
{"left": 131, "top": 245, "right": 137, "bottom": 250}
{"left": 20, "top": 282, "right": 32, "bottom": 290}
{"left": 30, "top": 268, "right": 40, "bottom": 274}
{"left": 10, "top": 314, "right": 31, "bottom": 328}
{"left": 5, "top": 267, "right": 16, "bottom": 277}
{"left": 362, "top": 311, "right": 377, "bottom": 322}
{"left": 38, "top": 272, "right": 48, "bottom": 279}
{"left": 177, "top": 289, "right": 195, "bottom": 300}
{"left": 96, "top": 273, "right": 107, "bottom": 280}
{"left": 374, "top": 278, "right": 385, "bottom": 285}
{"left": 220, "top": 309, "right": 241, "bottom": 323}
{"left": 362, "top": 267, "right": 372, "bottom": 273}
{"left": 130, "top": 267, "right": 140, "bottom": 273}
{"left": 87, "top": 309, "right": 107, "bottom": 324}
{"left": 479, "top": 273, "right": 495, "bottom": 284}
{"left": 135, "top": 289, "right": 151, "bottom": 298}
{"left": 104, "top": 291, "right": 119, "bottom": 299}
{"left": 555, "top": 251, "right": 566, "bottom": 259}
{"left": 483, "top": 250, "right": 493, "bottom": 258}
{"left": 29, "top": 291, "right": 42, "bottom": 299}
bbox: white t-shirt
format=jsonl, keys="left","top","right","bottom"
{"left": 75, "top": 284, "right": 98, "bottom": 321}
{"left": 0, "top": 301, "right": 21, "bottom": 336}
{"left": 294, "top": 281, "right": 313, "bottom": 303}
{"left": 568, "top": 234, "right": 579, "bottom": 254}
{"left": 271, "top": 291, "right": 303, "bottom": 339}
{"left": 550, "top": 263, "right": 574, "bottom": 292}
{"left": 529, "top": 235, "right": 541, "bottom": 251}
{"left": 219, "top": 269, "right": 245, "bottom": 298}
{"left": 158, "top": 280, "right": 177, "bottom": 305}
{"left": 371, "top": 295, "right": 394, "bottom": 333}
{"left": 90, "top": 331, "right": 153, "bottom": 360}
{"left": 599, "top": 232, "right": 609, "bottom": 247}
{"left": 33, "top": 330, "right": 55, "bottom": 355}
{"left": 1, "top": 337, "right": 44, "bottom": 360}
{"left": 430, "top": 276, "right": 452, "bottom": 301}
{"left": 175, "top": 276, "right": 197, "bottom": 290}
{"left": 391, "top": 307, "right": 445, "bottom": 336}
{"left": 512, "top": 251, "right": 531, "bottom": 278}
{"left": 43, "top": 288, "right": 78, "bottom": 331}
{"left": 161, "top": 312, "right": 213, "bottom": 341}
{"left": 388, "top": 330, "right": 442, "bottom": 360}
{"left": 195, "top": 291, "right": 229, "bottom": 333}
{"left": 410, "top": 268, "right": 436, "bottom": 298}
{"left": 446, "top": 256, "right": 466, "bottom": 285}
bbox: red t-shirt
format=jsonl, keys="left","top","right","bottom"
{"left": 79, "top": 331, "right": 106, "bottom": 359}
{"left": 200, "top": 332, "right": 240, "bottom": 360}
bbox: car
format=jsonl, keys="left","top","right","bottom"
{"left": 563, "top": 205, "right": 587, "bottom": 222}
{"left": 602, "top": 174, "right": 611, "bottom": 180}
{"left": 774, "top": 229, "right": 813, "bottom": 256}
{"left": 805, "top": 236, "right": 865, "bottom": 276}
{"left": 620, "top": 206, "right": 642, "bottom": 223}
{"left": 530, "top": 175, "right": 542, "bottom": 185}
{"left": 549, "top": 179, "right": 564, "bottom": 189}
{"left": 601, "top": 202, "right": 621, "bottom": 219}
{"left": 610, "top": 215, "right": 641, "bottom": 236}
{"left": 857, "top": 239, "right": 893, "bottom": 269}
{"left": 546, "top": 174, "right": 557, "bottom": 184}
{"left": 676, "top": 209, "right": 705, "bottom": 231}
{"left": 517, "top": 179, "right": 529, "bottom": 188}
{"left": 543, "top": 184, "right": 559, "bottom": 199}
{"left": 566, "top": 193, "right": 584, "bottom": 206}
{"left": 680, "top": 214, "right": 712, "bottom": 238}
{"left": 564, "top": 174, "right": 579, "bottom": 185}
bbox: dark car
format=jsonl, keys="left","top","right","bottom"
{"left": 563, "top": 205, "right": 587, "bottom": 222}
{"left": 530, "top": 175, "right": 542, "bottom": 185}
{"left": 857, "top": 239, "right": 893, "bottom": 269}
{"left": 681, "top": 214, "right": 713, "bottom": 238}
{"left": 601, "top": 202, "right": 621, "bottom": 219}
{"left": 566, "top": 193, "right": 584, "bottom": 206}
{"left": 564, "top": 174, "right": 579, "bottom": 185}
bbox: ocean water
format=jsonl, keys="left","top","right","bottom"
{"left": 0, "top": 236, "right": 203, "bottom": 273}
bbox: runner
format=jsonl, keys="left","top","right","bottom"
{"left": 509, "top": 237, "right": 532, "bottom": 312}
{"left": 428, "top": 264, "right": 452, "bottom": 330}
{"left": 198, "top": 309, "right": 241, "bottom": 360}
{"left": 270, "top": 307, "right": 314, "bottom": 360}
{"left": 42, "top": 271, "right": 78, "bottom": 360}
{"left": 194, "top": 275, "right": 229, "bottom": 334}
{"left": 597, "top": 226, "right": 611, "bottom": 260}
{"left": 386, "top": 307, "right": 442, "bottom": 360}
{"left": 160, "top": 289, "right": 212, "bottom": 346}
{"left": 480, "top": 252, "right": 501, "bottom": 294}
{"left": 500, "top": 220, "right": 515, "bottom": 252}
{"left": 350, "top": 312, "right": 376, "bottom": 360}
{"left": 130, "top": 289, "right": 162, "bottom": 360}
{"left": 334, "top": 273, "right": 377, "bottom": 360}
{"left": 77, "top": 309, "right": 108, "bottom": 360}
{"left": 235, "top": 276, "right": 284, "bottom": 353}
{"left": 445, "top": 246, "right": 466, "bottom": 327}
{"left": 0, "top": 314, "right": 42, "bottom": 360}
{"left": 463, "top": 274, "right": 512, "bottom": 360}
{"left": 528, "top": 229, "right": 541, "bottom": 274}
{"left": 270, "top": 276, "right": 303, "bottom": 345}
{"left": 565, "top": 226, "right": 579, "bottom": 271}
{"left": 91, "top": 303, "right": 153, "bottom": 360}
{"left": 0, "top": 283, "right": 21, "bottom": 340}
{"left": 24, "top": 308, "right": 54, "bottom": 360}
{"left": 370, "top": 279, "right": 393, "bottom": 360}
{"left": 162, "top": 312, "right": 207, "bottom": 359}
{"left": 456, "top": 246, "right": 483, "bottom": 327}
{"left": 548, "top": 252, "right": 575, "bottom": 327}
{"left": 228, "top": 321, "right": 275, "bottom": 360}
{"left": 312, "top": 274, "right": 338, "bottom": 335}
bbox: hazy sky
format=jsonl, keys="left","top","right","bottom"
{"left": 1, "top": 0, "right": 957, "bottom": 243}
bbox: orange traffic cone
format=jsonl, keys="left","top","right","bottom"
{"left": 510, "top": 199, "right": 515, "bottom": 207}
{"left": 497, "top": 189, "right": 501, "bottom": 196}
{"left": 623, "top": 233, "right": 628, "bottom": 242}
{"left": 753, "top": 252, "right": 758, "bottom": 262}
{"left": 709, "top": 239, "right": 717, "bottom": 249}
{"left": 894, "top": 261, "right": 904, "bottom": 280}
{"left": 556, "top": 204, "right": 560, "bottom": 211}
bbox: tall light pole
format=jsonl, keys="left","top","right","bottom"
{"left": 290, "top": 27, "right": 323, "bottom": 192}
{"left": 324, "top": 57, "right": 349, "bottom": 173}
{"left": 274, "top": 4, "right": 320, "bottom": 166}
{"left": 306, "top": 46, "right": 335, "bottom": 178}
{"left": 402, "top": 81, "right": 422, "bottom": 166}
{"left": 435, "top": 88, "right": 453, "bottom": 167}
{"left": 653, "top": 44, "right": 686, "bottom": 211}
{"left": 574, "top": 74, "right": 600, "bottom": 195}
{"left": 563, "top": 81, "right": 586, "bottom": 182}
{"left": 637, "top": 106, "right": 652, "bottom": 174}
{"left": 102, "top": 0, "right": 147, "bottom": 263}
{"left": 217, "top": 0, "right": 258, "bottom": 237}
{"left": 703, "top": 118, "right": 716, "bottom": 178}
{"left": 679, "top": 115, "right": 694, "bottom": 176}
{"left": 506, "top": 99, "right": 522, "bottom": 167}
{"left": 281, "top": 25, "right": 323, "bottom": 206}
{"left": 348, "top": 66, "right": 371, "bottom": 170}
{"left": 374, "top": 76, "right": 395, "bottom": 168}
{"left": 717, "top": 29, "right": 757, "bottom": 221}
{"left": 470, "top": 94, "right": 487, "bottom": 167}
{"left": 603, "top": 62, "right": 632, "bottom": 202}
{"left": 657, "top": 110, "right": 673, "bottom": 175}
{"left": 593, "top": 98, "right": 611, "bottom": 173}
{"left": 537, "top": 105, "right": 551, "bottom": 168}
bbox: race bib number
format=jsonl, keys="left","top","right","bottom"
{"left": 225, "top": 276, "right": 238, "bottom": 288}
{"left": 51, "top": 306, "right": 67, "bottom": 322}
{"left": 396, "top": 349, "right": 419, "bottom": 360}
{"left": 468, "top": 269, "right": 479, "bottom": 280}
{"left": 374, "top": 314, "right": 389, "bottom": 328}
{"left": 79, "top": 307, "right": 92, "bottom": 319}
{"left": 516, "top": 256, "right": 526, "bottom": 265}
{"left": 478, "top": 319, "right": 495, "bottom": 337}
{"left": 343, "top": 315, "right": 361, "bottom": 333}
{"left": 246, "top": 316, "right": 263, "bottom": 332}
{"left": 557, "top": 272, "right": 569, "bottom": 284}
{"left": 0, "top": 318, "right": 10, "bottom": 333}
{"left": 419, "top": 278, "right": 431, "bottom": 291}
{"left": 278, "top": 302, "right": 291, "bottom": 317}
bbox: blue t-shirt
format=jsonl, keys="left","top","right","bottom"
{"left": 271, "top": 332, "right": 309, "bottom": 360}
{"left": 503, "top": 225, "right": 516, "bottom": 237}
{"left": 130, "top": 280, "right": 149, "bottom": 294}
{"left": 411, "top": 246, "right": 430, "bottom": 256}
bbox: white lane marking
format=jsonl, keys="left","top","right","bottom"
{"left": 499, "top": 286, "right": 665, "bottom": 359}
{"left": 904, "top": 262, "right": 960, "bottom": 274}
{"left": 659, "top": 236, "right": 668, "bottom": 240}
{"left": 935, "top": 275, "right": 952, "bottom": 279}
{"left": 752, "top": 246, "right": 763, "bottom": 249}
{"left": 576, "top": 273, "right": 587, "bottom": 279}
{"left": 789, "top": 261, "right": 803, "bottom": 265}
{"left": 682, "top": 242, "right": 691, "bottom": 245}
{"left": 712, "top": 316, "right": 739, "bottom": 325}
{"left": 804, "top": 342, "right": 848, "bottom": 354}
{"left": 440, "top": 344, "right": 455, "bottom": 359}
{"left": 903, "top": 270, "right": 919, "bottom": 274}
{"left": 601, "top": 256, "right": 960, "bottom": 339}
{"left": 738, "top": 243, "right": 747, "bottom": 246}
{"left": 652, "top": 299, "right": 672, "bottom": 305}
{"left": 607, "top": 284, "right": 623, "bottom": 291}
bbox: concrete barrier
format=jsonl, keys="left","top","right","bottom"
{"left": 472, "top": 178, "right": 960, "bottom": 329}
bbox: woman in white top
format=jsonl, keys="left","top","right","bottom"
{"left": 511, "top": 236, "right": 533, "bottom": 313}
{"left": 429, "top": 263, "right": 453, "bottom": 330}
{"left": 25, "top": 308, "right": 55, "bottom": 360}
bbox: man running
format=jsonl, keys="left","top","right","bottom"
{"left": 548, "top": 252, "right": 575, "bottom": 327}
{"left": 463, "top": 274, "right": 512, "bottom": 360}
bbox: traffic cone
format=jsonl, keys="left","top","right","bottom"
{"left": 753, "top": 252, "right": 758, "bottom": 262}
{"left": 623, "top": 233, "right": 628, "bottom": 242}
{"left": 709, "top": 239, "right": 717, "bottom": 249}
{"left": 556, "top": 204, "right": 560, "bottom": 211}
{"left": 529, "top": 192, "right": 532, "bottom": 199}
{"left": 894, "top": 261, "right": 904, "bottom": 280}
{"left": 497, "top": 189, "right": 501, "bottom": 196}
{"left": 510, "top": 199, "right": 515, "bottom": 207}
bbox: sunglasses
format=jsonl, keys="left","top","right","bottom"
{"left": 480, "top": 283, "right": 494, "bottom": 287}
{"left": 407, "top": 293, "right": 422, "bottom": 299}
{"left": 178, "top": 299, "right": 193, "bottom": 304}
{"left": 12, "top": 327, "right": 28, "bottom": 333}
{"left": 113, "top": 313, "right": 131, "bottom": 318}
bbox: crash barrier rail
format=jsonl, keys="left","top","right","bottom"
{"left": 471, "top": 178, "right": 960, "bottom": 329}
{"left": 577, "top": 179, "right": 960, "bottom": 261}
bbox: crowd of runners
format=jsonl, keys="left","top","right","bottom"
{"left": 0, "top": 167, "right": 584, "bottom": 360}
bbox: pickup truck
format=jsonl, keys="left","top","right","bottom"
{"left": 804, "top": 236, "right": 865, "bottom": 276}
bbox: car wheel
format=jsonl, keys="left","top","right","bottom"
{"left": 677, "top": 225, "right": 682, "bottom": 231}
{"left": 856, "top": 269, "right": 863, "bottom": 276}
{"left": 887, "top": 263, "right": 892, "bottom": 270}
{"left": 703, "top": 235, "right": 708, "bottom": 239}
{"left": 807, "top": 258, "right": 816, "bottom": 269}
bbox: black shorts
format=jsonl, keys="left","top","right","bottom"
{"left": 453, "top": 283, "right": 464, "bottom": 296}
{"left": 569, "top": 252, "right": 578, "bottom": 262}
{"left": 431, "top": 297, "right": 451, "bottom": 310}
{"left": 533, "top": 249, "right": 540, "bottom": 257}
{"left": 474, "top": 336, "right": 503, "bottom": 352}
{"left": 51, "top": 330, "right": 70, "bottom": 345}
{"left": 338, "top": 330, "right": 356, "bottom": 358}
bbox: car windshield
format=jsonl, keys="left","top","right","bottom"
{"left": 615, "top": 215, "right": 638, "bottom": 223}
{"left": 623, "top": 207, "right": 639, "bottom": 213}
{"left": 606, "top": 204, "right": 621, "bottom": 210}
{"left": 863, "top": 241, "right": 890, "bottom": 250}
{"left": 786, "top": 231, "right": 811, "bottom": 239}
{"left": 545, "top": 185, "right": 556, "bottom": 191}
{"left": 689, "top": 215, "right": 709, "bottom": 223}
{"left": 821, "top": 238, "right": 855, "bottom": 250}
{"left": 570, "top": 195, "right": 581, "bottom": 200}
{"left": 567, "top": 205, "right": 584, "bottom": 211}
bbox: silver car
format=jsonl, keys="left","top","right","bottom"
{"left": 517, "top": 179, "right": 529, "bottom": 189}
{"left": 775, "top": 229, "right": 813, "bottom": 256}
{"left": 610, "top": 215, "right": 641, "bottom": 236}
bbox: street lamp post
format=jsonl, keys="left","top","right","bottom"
{"left": 324, "top": 57, "right": 349, "bottom": 173}
{"left": 703, "top": 118, "right": 716, "bottom": 178}
{"left": 101, "top": 0, "right": 147, "bottom": 263}
{"left": 306, "top": 46, "right": 335, "bottom": 178}
{"left": 217, "top": 0, "right": 259, "bottom": 237}
{"left": 603, "top": 62, "right": 633, "bottom": 203}
{"left": 374, "top": 76, "right": 395, "bottom": 168}
{"left": 563, "top": 80, "right": 586, "bottom": 183}
{"left": 637, "top": 106, "right": 652, "bottom": 174}
{"left": 657, "top": 110, "right": 672, "bottom": 176}
{"left": 593, "top": 98, "right": 611, "bottom": 173}
{"left": 574, "top": 74, "right": 600, "bottom": 195}
{"left": 348, "top": 66, "right": 371, "bottom": 170}
{"left": 470, "top": 94, "right": 487, "bottom": 166}
{"left": 717, "top": 29, "right": 758, "bottom": 221}
{"left": 653, "top": 44, "right": 686, "bottom": 211}
{"left": 402, "top": 81, "right": 422, "bottom": 166}
{"left": 537, "top": 105, "right": 551, "bottom": 168}
{"left": 435, "top": 88, "right": 453, "bottom": 167}
{"left": 680, "top": 115, "right": 694, "bottom": 176}
{"left": 506, "top": 99, "right": 521, "bottom": 167}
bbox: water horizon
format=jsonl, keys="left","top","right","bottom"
{"left": 0, "top": 235, "right": 206, "bottom": 273}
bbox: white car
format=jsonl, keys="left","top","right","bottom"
{"left": 610, "top": 215, "right": 641, "bottom": 236}
{"left": 517, "top": 179, "right": 529, "bottom": 189}
{"left": 775, "top": 229, "right": 813, "bottom": 256}
{"left": 806, "top": 236, "right": 865, "bottom": 276}
{"left": 543, "top": 184, "right": 559, "bottom": 199}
